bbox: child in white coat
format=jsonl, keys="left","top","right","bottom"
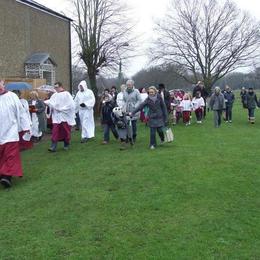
{"left": 192, "top": 91, "right": 205, "bottom": 123}
{"left": 179, "top": 93, "right": 193, "bottom": 126}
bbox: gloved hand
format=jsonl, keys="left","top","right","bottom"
{"left": 80, "top": 103, "right": 86, "bottom": 107}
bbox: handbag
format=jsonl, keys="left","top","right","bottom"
{"left": 164, "top": 127, "right": 174, "bottom": 142}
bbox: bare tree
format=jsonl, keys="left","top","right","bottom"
{"left": 72, "top": 0, "right": 134, "bottom": 97}
{"left": 151, "top": 0, "right": 260, "bottom": 92}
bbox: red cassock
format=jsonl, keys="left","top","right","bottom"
{"left": 19, "top": 131, "right": 33, "bottom": 151}
{"left": 0, "top": 142, "right": 23, "bottom": 177}
{"left": 52, "top": 122, "right": 71, "bottom": 143}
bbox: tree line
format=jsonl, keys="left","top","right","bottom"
{"left": 71, "top": 0, "right": 260, "bottom": 95}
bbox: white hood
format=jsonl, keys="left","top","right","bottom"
{"left": 78, "top": 80, "right": 88, "bottom": 91}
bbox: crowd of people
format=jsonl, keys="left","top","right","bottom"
{"left": 0, "top": 77, "right": 258, "bottom": 188}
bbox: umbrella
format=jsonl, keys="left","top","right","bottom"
{"left": 5, "top": 82, "right": 32, "bottom": 91}
{"left": 36, "top": 85, "right": 56, "bottom": 93}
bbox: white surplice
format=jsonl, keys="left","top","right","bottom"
{"left": 45, "top": 91, "right": 76, "bottom": 126}
{"left": 74, "top": 80, "right": 96, "bottom": 139}
{"left": 0, "top": 92, "right": 31, "bottom": 145}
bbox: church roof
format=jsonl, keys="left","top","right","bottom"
{"left": 16, "top": 0, "right": 72, "bottom": 21}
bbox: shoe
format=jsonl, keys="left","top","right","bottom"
{"left": 229, "top": 120, "right": 232, "bottom": 123}
{"left": 48, "top": 148, "right": 56, "bottom": 152}
{"left": 63, "top": 146, "right": 69, "bottom": 151}
{"left": 120, "top": 143, "right": 127, "bottom": 150}
{"left": 80, "top": 138, "right": 88, "bottom": 143}
{"left": 0, "top": 178, "right": 12, "bottom": 188}
{"left": 102, "top": 141, "right": 108, "bottom": 144}
{"left": 160, "top": 140, "right": 165, "bottom": 145}
{"left": 150, "top": 145, "right": 155, "bottom": 150}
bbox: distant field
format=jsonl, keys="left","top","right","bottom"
{"left": 0, "top": 99, "right": 259, "bottom": 259}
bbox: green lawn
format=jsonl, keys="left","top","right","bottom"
{"left": 0, "top": 101, "right": 260, "bottom": 259}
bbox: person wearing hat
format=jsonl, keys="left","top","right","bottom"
{"left": 44, "top": 82, "right": 76, "bottom": 151}
{"left": 0, "top": 79, "right": 31, "bottom": 188}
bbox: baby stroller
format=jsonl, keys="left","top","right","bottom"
{"left": 112, "top": 107, "right": 134, "bottom": 149}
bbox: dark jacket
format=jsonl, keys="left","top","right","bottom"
{"left": 132, "top": 94, "right": 168, "bottom": 128}
{"left": 223, "top": 91, "right": 235, "bottom": 107}
{"left": 28, "top": 99, "right": 46, "bottom": 132}
{"left": 240, "top": 90, "right": 247, "bottom": 108}
{"left": 101, "top": 100, "right": 116, "bottom": 125}
{"left": 245, "top": 92, "right": 258, "bottom": 109}
{"left": 192, "top": 85, "right": 209, "bottom": 99}
{"left": 158, "top": 89, "right": 171, "bottom": 111}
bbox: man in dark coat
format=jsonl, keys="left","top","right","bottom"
{"left": 223, "top": 86, "right": 235, "bottom": 123}
{"left": 158, "top": 83, "right": 171, "bottom": 112}
{"left": 245, "top": 87, "right": 258, "bottom": 124}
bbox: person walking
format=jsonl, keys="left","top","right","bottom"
{"left": 74, "top": 80, "right": 96, "bottom": 143}
{"left": 193, "top": 81, "right": 209, "bottom": 117}
{"left": 130, "top": 86, "right": 168, "bottom": 149}
{"left": 240, "top": 87, "right": 247, "bottom": 108}
{"left": 101, "top": 93, "right": 118, "bottom": 144}
{"left": 44, "top": 82, "right": 76, "bottom": 151}
{"left": 122, "top": 79, "right": 142, "bottom": 142}
{"left": 245, "top": 87, "right": 258, "bottom": 124}
{"left": 158, "top": 83, "right": 171, "bottom": 112}
{"left": 209, "top": 86, "right": 225, "bottom": 128}
{"left": 116, "top": 84, "right": 126, "bottom": 108}
{"left": 0, "top": 79, "right": 31, "bottom": 188}
{"left": 223, "top": 86, "right": 235, "bottom": 123}
{"left": 28, "top": 91, "right": 46, "bottom": 142}
{"left": 192, "top": 91, "right": 205, "bottom": 124}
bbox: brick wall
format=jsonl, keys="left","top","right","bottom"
{"left": 0, "top": 0, "right": 71, "bottom": 90}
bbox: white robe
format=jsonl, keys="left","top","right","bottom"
{"left": 0, "top": 92, "right": 31, "bottom": 145}
{"left": 74, "top": 81, "right": 96, "bottom": 139}
{"left": 45, "top": 91, "right": 76, "bottom": 126}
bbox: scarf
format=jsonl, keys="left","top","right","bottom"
{"left": 149, "top": 95, "right": 157, "bottom": 103}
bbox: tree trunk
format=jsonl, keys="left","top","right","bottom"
{"left": 203, "top": 77, "right": 213, "bottom": 95}
{"left": 88, "top": 72, "right": 98, "bottom": 98}
{"left": 88, "top": 72, "right": 100, "bottom": 116}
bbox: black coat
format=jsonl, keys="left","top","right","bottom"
{"left": 101, "top": 100, "right": 116, "bottom": 124}
{"left": 158, "top": 90, "right": 171, "bottom": 111}
{"left": 133, "top": 94, "right": 168, "bottom": 127}
{"left": 193, "top": 85, "right": 209, "bottom": 99}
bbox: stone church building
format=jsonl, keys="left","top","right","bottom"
{"left": 0, "top": 0, "right": 72, "bottom": 91}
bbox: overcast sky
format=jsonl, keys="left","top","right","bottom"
{"left": 36, "top": 0, "right": 260, "bottom": 77}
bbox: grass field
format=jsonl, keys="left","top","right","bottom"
{"left": 0, "top": 99, "right": 260, "bottom": 259}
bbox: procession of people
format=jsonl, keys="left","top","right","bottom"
{"left": 0, "top": 77, "right": 258, "bottom": 188}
